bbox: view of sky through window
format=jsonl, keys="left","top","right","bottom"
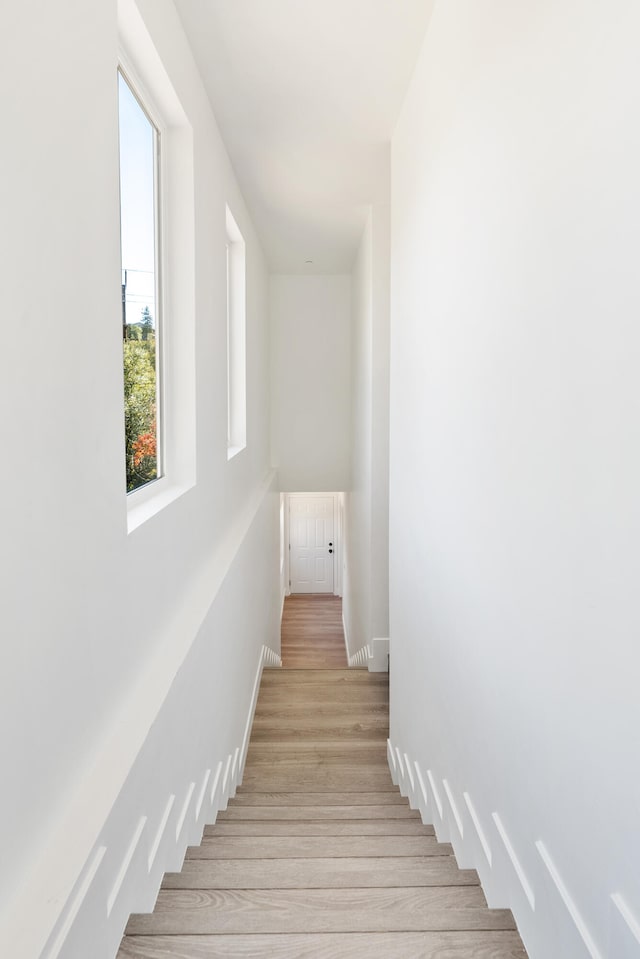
{"left": 118, "top": 71, "right": 161, "bottom": 493}
{"left": 118, "top": 72, "right": 157, "bottom": 327}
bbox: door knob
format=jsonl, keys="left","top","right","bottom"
{"left": 328, "top": 549, "right": 333, "bottom": 554}
{"left": 329, "top": 542, "right": 333, "bottom": 546}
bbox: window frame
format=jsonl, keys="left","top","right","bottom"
{"left": 225, "top": 205, "right": 247, "bottom": 460}
{"left": 117, "top": 0, "right": 196, "bottom": 533}
{"left": 118, "top": 63, "right": 166, "bottom": 494}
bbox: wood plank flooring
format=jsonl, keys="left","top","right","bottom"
{"left": 280, "top": 594, "right": 347, "bottom": 668}
{"left": 119, "top": 663, "right": 528, "bottom": 958}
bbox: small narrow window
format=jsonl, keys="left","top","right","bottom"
{"left": 118, "top": 70, "right": 162, "bottom": 492}
{"left": 226, "top": 206, "right": 246, "bottom": 458}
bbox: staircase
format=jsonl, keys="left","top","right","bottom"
{"left": 118, "top": 668, "right": 527, "bottom": 958}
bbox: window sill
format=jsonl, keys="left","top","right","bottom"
{"left": 227, "top": 443, "right": 246, "bottom": 462}
{"left": 127, "top": 477, "right": 193, "bottom": 533}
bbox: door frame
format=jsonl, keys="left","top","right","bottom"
{"left": 285, "top": 492, "right": 342, "bottom": 598}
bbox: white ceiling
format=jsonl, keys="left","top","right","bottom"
{"left": 173, "top": 0, "right": 435, "bottom": 273}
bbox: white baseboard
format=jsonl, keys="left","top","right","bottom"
{"left": 262, "top": 645, "right": 282, "bottom": 669}
{"left": 348, "top": 644, "right": 371, "bottom": 668}
{"left": 341, "top": 612, "right": 371, "bottom": 667}
{"left": 386, "top": 737, "right": 639, "bottom": 959}
{"left": 38, "top": 641, "right": 280, "bottom": 959}
{"left": 280, "top": 587, "right": 287, "bottom": 623}
{"left": 239, "top": 645, "right": 281, "bottom": 783}
{"left": 341, "top": 612, "right": 350, "bottom": 662}
{"left": 4, "top": 473, "right": 279, "bottom": 959}
{"left": 609, "top": 894, "right": 640, "bottom": 959}
{"left": 40, "top": 846, "right": 107, "bottom": 959}
{"left": 342, "top": 632, "right": 388, "bottom": 671}
{"left": 368, "top": 637, "right": 389, "bottom": 672}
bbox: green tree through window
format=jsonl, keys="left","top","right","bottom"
{"left": 118, "top": 70, "right": 161, "bottom": 492}
{"left": 123, "top": 309, "right": 157, "bottom": 489}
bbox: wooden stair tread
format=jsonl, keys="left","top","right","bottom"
{"left": 161, "top": 856, "right": 476, "bottom": 889}
{"left": 117, "top": 599, "right": 527, "bottom": 959}
{"left": 126, "top": 886, "right": 514, "bottom": 936}
{"left": 204, "top": 820, "right": 436, "bottom": 837}
{"left": 216, "top": 804, "right": 421, "bottom": 821}
{"left": 261, "top": 668, "right": 389, "bottom": 683}
{"left": 253, "top": 703, "right": 389, "bottom": 720}
{"left": 251, "top": 730, "right": 387, "bottom": 742}
{"left": 186, "top": 835, "right": 452, "bottom": 859}
{"left": 245, "top": 742, "right": 388, "bottom": 760}
{"left": 118, "top": 931, "right": 528, "bottom": 958}
{"left": 229, "top": 791, "right": 409, "bottom": 805}
{"left": 243, "top": 757, "right": 391, "bottom": 773}
{"left": 256, "top": 687, "right": 389, "bottom": 705}
{"left": 240, "top": 771, "right": 397, "bottom": 790}
{"left": 280, "top": 597, "right": 348, "bottom": 668}
{"left": 240, "top": 766, "right": 393, "bottom": 793}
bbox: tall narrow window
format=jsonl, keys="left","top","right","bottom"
{"left": 118, "top": 70, "right": 162, "bottom": 492}
{"left": 226, "top": 206, "right": 246, "bottom": 458}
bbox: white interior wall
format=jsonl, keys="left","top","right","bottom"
{"left": 343, "top": 217, "right": 373, "bottom": 658}
{"left": 370, "top": 200, "right": 391, "bottom": 645}
{"left": 270, "top": 275, "right": 351, "bottom": 492}
{"left": 0, "top": 1, "right": 279, "bottom": 956}
{"left": 389, "top": 3, "right": 640, "bottom": 958}
{"left": 343, "top": 202, "right": 390, "bottom": 664}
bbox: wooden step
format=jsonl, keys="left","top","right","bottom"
{"left": 280, "top": 600, "right": 348, "bottom": 668}
{"left": 229, "top": 791, "right": 408, "bottom": 806}
{"left": 250, "top": 725, "right": 388, "bottom": 742}
{"left": 261, "top": 668, "right": 389, "bottom": 684}
{"left": 118, "top": 931, "right": 528, "bottom": 958}
{"left": 161, "top": 856, "right": 476, "bottom": 890}
{"left": 280, "top": 655, "right": 350, "bottom": 669}
{"left": 241, "top": 754, "right": 390, "bottom": 770}
{"left": 244, "top": 743, "right": 388, "bottom": 764}
{"left": 186, "top": 834, "right": 452, "bottom": 859}
{"left": 117, "top": 601, "right": 527, "bottom": 959}
{"left": 126, "top": 886, "right": 512, "bottom": 936}
{"left": 240, "top": 767, "right": 396, "bottom": 791}
{"left": 256, "top": 685, "right": 389, "bottom": 705}
{"left": 204, "top": 819, "right": 435, "bottom": 837}
{"left": 254, "top": 702, "right": 389, "bottom": 721}
{"left": 217, "top": 803, "right": 420, "bottom": 821}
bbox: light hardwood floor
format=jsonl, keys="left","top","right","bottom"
{"left": 118, "top": 604, "right": 528, "bottom": 958}
{"left": 280, "top": 594, "right": 347, "bottom": 668}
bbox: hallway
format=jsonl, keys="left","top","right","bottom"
{"left": 5, "top": 4, "right": 640, "bottom": 958}
{"left": 117, "top": 608, "right": 528, "bottom": 958}
{"left": 281, "top": 595, "right": 348, "bottom": 669}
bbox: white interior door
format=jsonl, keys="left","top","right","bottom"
{"left": 289, "top": 495, "right": 335, "bottom": 593}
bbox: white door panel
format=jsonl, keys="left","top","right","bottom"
{"left": 290, "top": 495, "right": 335, "bottom": 593}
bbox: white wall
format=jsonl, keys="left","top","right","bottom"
{"left": 389, "top": 2, "right": 640, "bottom": 958}
{"left": 0, "top": 1, "right": 280, "bottom": 956}
{"left": 343, "top": 219, "right": 373, "bottom": 658}
{"left": 270, "top": 275, "right": 351, "bottom": 492}
{"left": 370, "top": 200, "right": 391, "bottom": 650}
{"left": 343, "top": 202, "right": 390, "bottom": 664}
